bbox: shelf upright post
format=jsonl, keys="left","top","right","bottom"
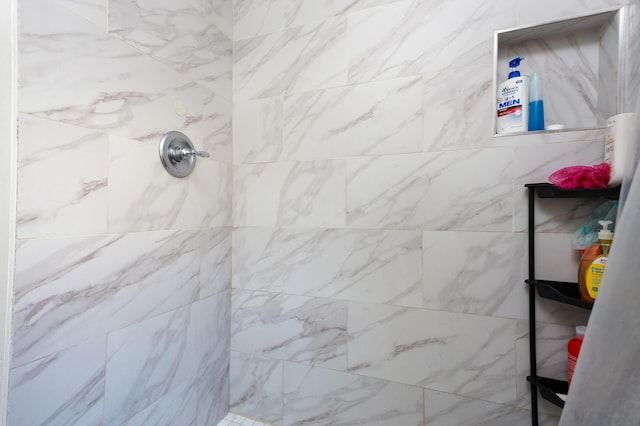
{"left": 528, "top": 186, "right": 538, "bottom": 426}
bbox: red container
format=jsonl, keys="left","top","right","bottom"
{"left": 568, "top": 325, "right": 586, "bottom": 386}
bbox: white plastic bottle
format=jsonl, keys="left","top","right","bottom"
{"left": 496, "top": 57, "right": 529, "bottom": 134}
{"left": 604, "top": 113, "right": 636, "bottom": 186}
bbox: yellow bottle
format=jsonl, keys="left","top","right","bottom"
{"left": 578, "top": 220, "right": 613, "bottom": 302}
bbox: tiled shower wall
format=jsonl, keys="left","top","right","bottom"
{"left": 8, "top": 0, "right": 232, "bottom": 424}
{"left": 230, "top": 0, "right": 640, "bottom": 425}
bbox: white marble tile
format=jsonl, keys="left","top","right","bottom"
{"left": 347, "top": 0, "right": 515, "bottom": 83}
{"left": 104, "top": 296, "right": 221, "bottom": 424}
{"left": 282, "top": 229, "right": 422, "bottom": 307}
{"left": 17, "top": 114, "right": 108, "bottom": 238}
{"left": 8, "top": 338, "right": 106, "bottom": 426}
{"left": 513, "top": 139, "right": 606, "bottom": 233}
{"left": 231, "top": 290, "right": 347, "bottom": 369}
{"left": 508, "top": 30, "right": 600, "bottom": 129}
{"left": 232, "top": 228, "right": 284, "bottom": 292}
{"left": 234, "top": 160, "right": 346, "bottom": 227}
{"left": 20, "top": 0, "right": 204, "bottom": 142}
{"left": 233, "top": 0, "right": 283, "bottom": 40}
{"left": 283, "top": 0, "right": 400, "bottom": 28}
{"left": 597, "top": 12, "right": 621, "bottom": 124}
{"left": 628, "top": 2, "right": 640, "bottom": 111}
{"left": 12, "top": 230, "right": 201, "bottom": 366}
{"left": 197, "top": 291, "right": 231, "bottom": 426}
{"left": 109, "top": 0, "right": 232, "bottom": 98}
{"left": 283, "top": 362, "right": 423, "bottom": 426}
{"left": 530, "top": 233, "right": 592, "bottom": 326}
{"left": 423, "top": 231, "right": 528, "bottom": 319}
{"left": 516, "top": 0, "right": 626, "bottom": 26}
{"left": 423, "top": 66, "right": 494, "bottom": 151}
{"left": 230, "top": 352, "right": 283, "bottom": 425}
{"left": 425, "top": 390, "right": 558, "bottom": 426}
{"left": 55, "top": 0, "right": 106, "bottom": 29}
{"left": 108, "top": 135, "right": 231, "bottom": 232}
{"left": 234, "top": 17, "right": 347, "bottom": 101}
{"left": 198, "top": 355, "right": 230, "bottom": 426}
{"left": 205, "top": 0, "right": 233, "bottom": 38}
{"left": 348, "top": 302, "right": 516, "bottom": 404}
{"left": 234, "top": 96, "right": 283, "bottom": 164}
{"left": 204, "top": 91, "right": 233, "bottom": 164}
{"left": 283, "top": 76, "right": 423, "bottom": 160}
{"left": 346, "top": 149, "right": 513, "bottom": 231}
{"left": 200, "top": 228, "right": 232, "bottom": 298}
{"left": 515, "top": 321, "right": 573, "bottom": 416}
{"left": 125, "top": 380, "right": 197, "bottom": 426}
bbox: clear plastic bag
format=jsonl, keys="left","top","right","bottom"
{"left": 572, "top": 201, "right": 618, "bottom": 250}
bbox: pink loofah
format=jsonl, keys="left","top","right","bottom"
{"left": 549, "top": 162, "right": 611, "bottom": 189}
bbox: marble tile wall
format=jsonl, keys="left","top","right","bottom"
{"left": 230, "top": 0, "right": 638, "bottom": 425}
{"left": 9, "top": 0, "right": 232, "bottom": 424}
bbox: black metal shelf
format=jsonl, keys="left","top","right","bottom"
{"left": 525, "top": 182, "right": 619, "bottom": 425}
{"left": 527, "top": 376, "right": 568, "bottom": 408}
{"left": 525, "top": 182, "right": 621, "bottom": 199}
{"left": 526, "top": 279, "right": 593, "bottom": 310}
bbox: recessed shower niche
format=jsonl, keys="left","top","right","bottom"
{"left": 493, "top": 7, "right": 629, "bottom": 135}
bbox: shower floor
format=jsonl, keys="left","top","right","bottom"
{"left": 217, "top": 412, "right": 275, "bottom": 426}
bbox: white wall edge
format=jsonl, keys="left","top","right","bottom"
{"left": 0, "top": 0, "right": 18, "bottom": 421}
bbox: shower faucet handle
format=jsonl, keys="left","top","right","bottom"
{"left": 159, "top": 131, "right": 210, "bottom": 178}
{"left": 170, "top": 146, "right": 210, "bottom": 163}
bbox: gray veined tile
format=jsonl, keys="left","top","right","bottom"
{"left": 104, "top": 296, "right": 223, "bottom": 425}
{"left": 230, "top": 351, "right": 283, "bottom": 425}
{"left": 233, "top": 0, "right": 283, "bottom": 41}
{"left": 55, "top": 0, "right": 106, "bottom": 29}
{"left": 196, "top": 292, "right": 231, "bottom": 426}
{"left": 516, "top": 0, "right": 625, "bottom": 27}
{"left": 205, "top": 0, "right": 233, "bottom": 39}
{"left": 424, "top": 390, "right": 557, "bottom": 426}
{"left": 108, "top": 135, "right": 231, "bottom": 233}
{"left": 232, "top": 228, "right": 284, "bottom": 293}
{"left": 346, "top": 149, "right": 513, "bottom": 231}
{"left": 109, "top": 0, "right": 232, "bottom": 98}
{"left": 8, "top": 338, "right": 106, "bottom": 426}
{"left": 125, "top": 380, "right": 198, "bottom": 426}
{"left": 283, "top": 362, "right": 423, "bottom": 426}
{"left": 204, "top": 91, "right": 233, "bottom": 164}
{"left": 283, "top": 0, "right": 402, "bottom": 28}
{"left": 233, "top": 96, "right": 283, "bottom": 164}
{"left": 231, "top": 290, "right": 348, "bottom": 370}
{"left": 347, "top": 0, "right": 515, "bottom": 83}
{"left": 423, "top": 231, "right": 528, "bottom": 319}
{"left": 200, "top": 228, "right": 232, "bottom": 299}
{"left": 348, "top": 302, "right": 517, "bottom": 404}
{"left": 282, "top": 228, "right": 423, "bottom": 307}
{"left": 20, "top": 0, "right": 205, "bottom": 142}
{"left": 234, "top": 16, "right": 347, "bottom": 101}
{"left": 283, "top": 76, "right": 423, "bottom": 160}
{"left": 233, "top": 160, "right": 346, "bottom": 228}
{"left": 17, "top": 114, "right": 108, "bottom": 238}
{"left": 423, "top": 66, "right": 494, "bottom": 151}
{"left": 12, "top": 230, "right": 203, "bottom": 366}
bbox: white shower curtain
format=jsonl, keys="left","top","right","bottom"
{"left": 559, "top": 108, "right": 640, "bottom": 424}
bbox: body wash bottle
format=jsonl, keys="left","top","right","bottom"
{"left": 496, "top": 57, "right": 529, "bottom": 134}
